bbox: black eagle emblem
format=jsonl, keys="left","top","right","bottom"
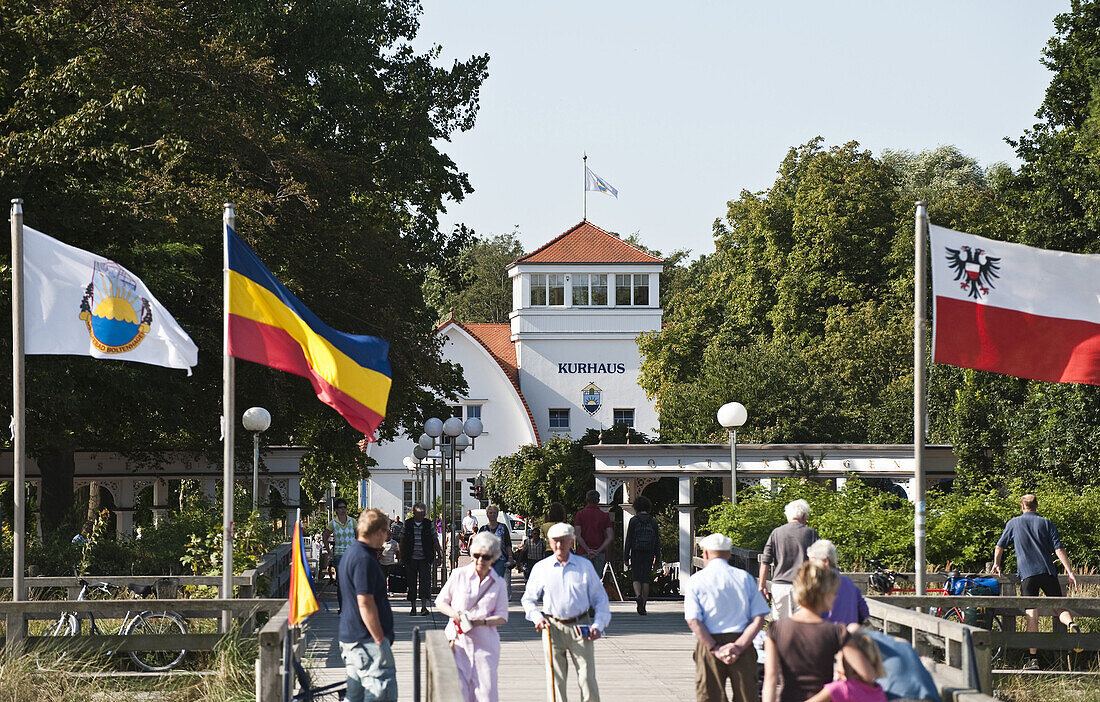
{"left": 946, "top": 245, "right": 1000, "bottom": 300}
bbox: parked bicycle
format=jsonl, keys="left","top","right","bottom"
{"left": 929, "top": 570, "right": 1005, "bottom": 663}
{"left": 39, "top": 577, "right": 189, "bottom": 672}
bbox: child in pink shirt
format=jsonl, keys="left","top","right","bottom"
{"left": 807, "top": 630, "right": 888, "bottom": 702}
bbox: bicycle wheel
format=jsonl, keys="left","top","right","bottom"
{"left": 123, "top": 611, "right": 188, "bottom": 671}
{"left": 943, "top": 608, "right": 1004, "bottom": 664}
{"left": 35, "top": 613, "right": 79, "bottom": 669}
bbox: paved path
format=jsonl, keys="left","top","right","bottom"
{"left": 299, "top": 565, "right": 700, "bottom": 701}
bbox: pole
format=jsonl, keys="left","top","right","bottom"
{"left": 252, "top": 431, "right": 260, "bottom": 512}
{"left": 10, "top": 199, "right": 25, "bottom": 605}
{"left": 729, "top": 428, "right": 738, "bottom": 507}
{"left": 583, "top": 153, "right": 588, "bottom": 222}
{"left": 450, "top": 450, "right": 457, "bottom": 570}
{"left": 222, "top": 203, "right": 236, "bottom": 630}
{"left": 913, "top": 201, "right": 929, "bottom": 596}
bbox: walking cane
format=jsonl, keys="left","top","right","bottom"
{"left": 545, "top": 625, "right": 557, "bottom": 702}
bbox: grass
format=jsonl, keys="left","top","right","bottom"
{"left": 0, "top": 627, "right": 258, "bottom": 702}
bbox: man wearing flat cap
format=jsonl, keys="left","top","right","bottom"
{"left": 685, "top": 533, "right": 770, "bottom": 702}
{"left": 522, "top": 521, "right": 611, "bottom": 702}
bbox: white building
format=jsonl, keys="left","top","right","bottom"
{"left": 365, "top": 221, "right": 664, "bottom": 519}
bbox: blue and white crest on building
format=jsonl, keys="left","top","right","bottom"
{"left": 582, "top": 382, "right": 602, "bottom": 415}
{"left": 78, "top": 260, "right": 152, "bottom": 354}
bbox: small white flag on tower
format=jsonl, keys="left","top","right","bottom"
{"left": 22, "top": 226, "right": 199, "bottom": 373}
{"left": 585, "top": 166, "right": 619, "bottom": 199}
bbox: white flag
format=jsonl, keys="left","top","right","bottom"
{"left": 22, "top": 226, "right": 198, "bottom": 373}
{"left": 584, "top": 166, "right": 619, "bottom": 199}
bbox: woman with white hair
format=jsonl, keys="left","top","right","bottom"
{"left": 806, "top": 539, "right": 868, "bottom": 625}
{"left": 436, "top": 530, "right": 510, "bottom": 702}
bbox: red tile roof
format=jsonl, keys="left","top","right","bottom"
{"left": 437, "top": 319, "right": 541, "bottom": 445}
{"left": 513, "top": 221, "right": 664, "bottom": 265}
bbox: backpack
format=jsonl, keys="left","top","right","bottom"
{"left": 633, "top": 516, "right": 658, "bottom": 553}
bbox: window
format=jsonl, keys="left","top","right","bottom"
{"left": 531, "top": 274, "right": 547, "bottom": 306}
{"left": 549, "top": 409, "right": 570, "bottom": 430}
{"left": 530, "top": 274, "right": 565, "bottom": 306}
{"left": 572, "top": 274, "right": 608, "bottom": 306}
{"left": 633, "top": 274, "right": 649, "bottom": 306}
{"left": 616, "top": 274, "right": 632, "bottom": 305}
{"left": 548, "top": 274, "right": 565, "bottom": 305}
{"left": 402, "top": 480, "right": 423, "bottom": 516}
{"left": 613, "top": 409, "right": 635, "bottom": 428}
{"left": 441, "top": 479, "right": 462, "bottom": 505}
{"left": 467, "top": 405, "right": 481, "bottom": 421}
{"left": 615, "top": 273, "right": 650, "bottom": 305}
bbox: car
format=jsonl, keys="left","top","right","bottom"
{"left": 469, "top": 509, "right": 527, "bottom": 552}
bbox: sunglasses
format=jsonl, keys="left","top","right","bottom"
{"left": 471, "top": 553, "right": 493, "bottom": 561}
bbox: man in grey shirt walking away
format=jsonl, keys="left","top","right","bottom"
{"left": 757, "top": 499, "right": 817, "bottom": 619}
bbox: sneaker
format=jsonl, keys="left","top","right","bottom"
{"left": 420, "top": 606, "right": 430, "bottom": 616}
{"left": 1023, "top": 658, "right": 1040, "bottom": 671}
{"left": 1069, "top": 622, "right": 1083, "bottom": 652}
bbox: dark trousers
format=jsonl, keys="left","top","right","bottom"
{"left": 406, "top": 558, "right": 432, "bottom": 602}
{"left": 694, "top": 631, "right": 758, "bottom": 702}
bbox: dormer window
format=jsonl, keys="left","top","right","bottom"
{"left": 530, "top": 273, "right": 565, "bottom": 306}
{"left": 571, "top": 274, "right": 608, "bottom": 306}
{"left": 615, "top": 274, "right": 650, "bottom": 306}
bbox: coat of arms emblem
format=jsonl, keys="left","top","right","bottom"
{"left": 78, "top": 261, "right": 152, "bottom": 353}
{"left": 581, "top": 382, "right": 602, "bottom": 415}
{"left": 945, "top": 245, "right": 1001, "bottom": 300}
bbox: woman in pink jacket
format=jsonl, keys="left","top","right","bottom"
{"left": 436, "top": 531, "right": 510, "bottom": 701}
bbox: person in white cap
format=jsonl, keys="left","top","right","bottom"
{"left": 521, "top": 521, "right": 611, "bottom": 702}
{"left": 685, "top": 532, "right": 770, "bottom": 702}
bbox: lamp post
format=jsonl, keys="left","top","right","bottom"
{"left": 717, "top": 402, "right": 748, "bottom": 506}
{"left": 242, "top": 407, "right": 271, "bottom": 512}
{"left": 420, "top": 414, "right": 482, "bottom": 579}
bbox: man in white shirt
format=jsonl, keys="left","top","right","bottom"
{"left": 685, "top": 533, "right": 770, "bottom": 702}
{"left": 522, "top": 522, "right": 611, "bottom": 702}
{"left": 461, "top": 509, "right": 478, "bottom": 553}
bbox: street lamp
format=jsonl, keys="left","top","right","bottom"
{"left": 242, "top": 407, "right": 271, "bottom": 512}
{"left": 420, "top": 413, "right": 483, "bottom": 578}
{"left": 717, "top": 402, "right": 748, "bottom": 506}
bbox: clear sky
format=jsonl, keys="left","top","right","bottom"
{"left": 414, "top": 1, "right": 1069, "bottom": 259}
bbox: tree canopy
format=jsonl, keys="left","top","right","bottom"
{"left": 0, "top": 0, "right": 488, "bottom": 527}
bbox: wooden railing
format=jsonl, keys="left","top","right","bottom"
{"left": 0, "top": 597, "right": 283, "bottom": 655}
{"left": 256, "top": 601, "right": 301, "bottom": 702}
{"left": 423, "top": 629, "right": 463, "bottom": 701}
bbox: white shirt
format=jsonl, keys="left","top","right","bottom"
{"left": 462, "top": 515, "right": 478, "bottom": 533}
{"left": 522, "top": 553, "right": 611, "bottom": 632}
{"left": 684, "top": 558, "right": 770, "bottom": 634}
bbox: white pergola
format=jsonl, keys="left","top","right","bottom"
{"left": 0, "top": 446, "right": 306, "bottom": 536}
{"left": 586, "top": 443, "right": 959, "bottom": 594}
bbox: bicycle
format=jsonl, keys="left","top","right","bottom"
{"left": 39, "top": 578, "right": 190, "bottom": 672}
{"left": 928, "top": 570, "right": 1005, "bottom": 664}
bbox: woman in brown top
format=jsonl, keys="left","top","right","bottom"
{"left": 763, "top": 561, "right": 876, "bottom": 702}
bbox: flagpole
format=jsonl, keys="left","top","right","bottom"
{"left": 913, "top": 200, "right": 929, "bottom": 596}
{"left": 222, "top": 203, "right": 236, "bottom": 631}
{"left": 583, "top": 153, "right": 588, "bottom": 222}
{"left": 10, "top": 199, "right": 25, "bottom": 607}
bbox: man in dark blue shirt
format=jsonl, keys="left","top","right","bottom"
{"left": 338, "top": 507, "right": 397, "bottom": 701}
{"left": 992, "top": 493, "right": 1079, "bottom": 670}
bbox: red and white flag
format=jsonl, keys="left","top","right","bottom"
{"left": 931, "top": 224, "right": 1100, "bottom": 385}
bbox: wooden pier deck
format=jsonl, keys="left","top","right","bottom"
{"left": 298, "top": 568, "right": 701, "bottom": 701}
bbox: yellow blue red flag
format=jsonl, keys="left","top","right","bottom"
{"left": 288, "top": 517, "right": 320, "bottom": 626}
{"left": 227, "top": 226, "right": 392, "bottom": 440}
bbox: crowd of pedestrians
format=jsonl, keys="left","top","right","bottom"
{"left": 328, "top": 492, "right": 1080, "bottom": 702}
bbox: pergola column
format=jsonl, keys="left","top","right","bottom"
{"left": 152, "top": 479, "right": 168, "bottom": 525}
{"left": 677, "top": 476, "right": 694, "bottom": 596}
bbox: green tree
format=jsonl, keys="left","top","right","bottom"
{"left": 423, "top": 230, "right": 524, "bottom": 323}
{"left": 0, "top": 0, "right": 487, "bottom": 529}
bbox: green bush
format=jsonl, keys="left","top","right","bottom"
{"left": 705, "top": 476, "right": 1100, "bottom": 574}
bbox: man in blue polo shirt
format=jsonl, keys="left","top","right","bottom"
{"left": 338, "top": 507, "right": 397, "bottom": 701}
{"left": 992, "top": 493, "right": 1079, "bottom": 670}
{"left": 685, "top": 532, "right": 770, "bottom": 702}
